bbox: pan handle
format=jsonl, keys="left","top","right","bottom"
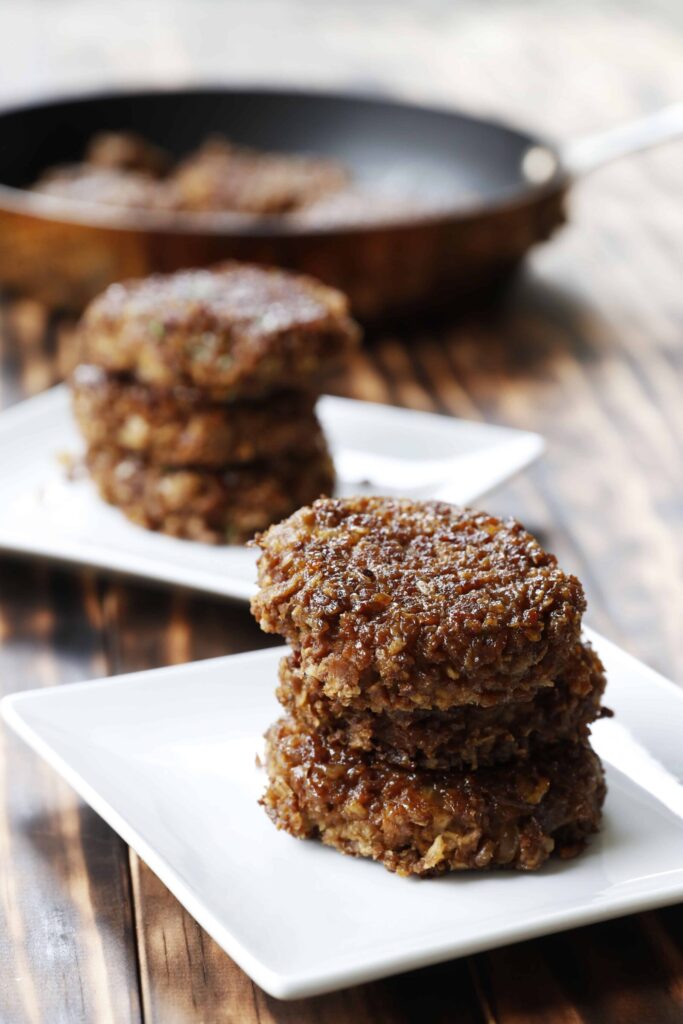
{"left": 561, "top": 102, "right": 683, "bottom": 176}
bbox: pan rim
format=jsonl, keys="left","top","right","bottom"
{"left": 0, "top": 82, "right": 570, "bottom": 238}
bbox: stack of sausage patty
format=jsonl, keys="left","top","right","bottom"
{"left": 70, "top": 263, "right": 360, "bottom": 543}
{"left": 252, "top": 496, "right": 608, "bottom": 877}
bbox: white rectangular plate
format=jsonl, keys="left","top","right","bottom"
{"left": 0, "top": 386, "right": 543, "bottom": 599}
{"left": 3, "top": 629, "right": 683, "bottom": 1000}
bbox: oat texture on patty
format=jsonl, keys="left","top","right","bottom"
{"left": 252, "top": 496, "right": 586, "bottom": 709}
{"left": 78, "top": 263, "right": 360, "bottom": 398}
{"left": 72, "top": 365, "right": 322, "bottom": 468}
{"left": 263, "top": 716, "right": 606, "bottom": 877}
{"left": 86, "top": 441, "right": 334, "bottom": 544}
{"left": 277, "top": 641, "right": 607, "bottom": 770}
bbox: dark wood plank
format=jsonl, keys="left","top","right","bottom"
{"left": 478, "top": 917, "right": 683, "bottom": 1024}
{"left": 130, "top": 852, "right": 490, "bottom": 1024}
{"left": 0, "top": 223, "right": 146, "bottom": 1021}
{"left": 0, "top": 562, "right": 142, "bottom": 1024}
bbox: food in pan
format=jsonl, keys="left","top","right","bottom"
{"left": 30, "top": 130, "right": 430, "bottom": 225}
{"left": 169, "top": 136, "right": 350, "bottom": 214}
{"left": 253, "top": 496, "right": 608, "bottom": 875}
{"left": 70, "top": 263, "right": 359, "bottom": 543}
{"left": 32, "top": 131, "right": 350, "bottom": 217}
{"left": 85, "top": 131, "right": 171, "bottom": 176}
{"left": 30, "top": 165, "right": 168, "bottom": 210}
{"left": 291, "top": 186, "right": 422, "bottom": 226}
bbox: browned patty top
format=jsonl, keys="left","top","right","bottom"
{"left": 252, "top": 496, "right": 586, "bottom": 698}
{"left": 79, "top": 263, "right": 360, "bottom": 393}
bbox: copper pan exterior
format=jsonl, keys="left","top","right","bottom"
{"left": 0, "top": 87, "right": 569, "bottom": 320}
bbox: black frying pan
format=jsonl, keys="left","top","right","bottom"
{"left": 0, "top": 86, "right": 679, "bottom": 320}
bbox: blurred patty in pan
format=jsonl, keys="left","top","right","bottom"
{"left": 170, "top": 136, "right": 350, "bottom": 214}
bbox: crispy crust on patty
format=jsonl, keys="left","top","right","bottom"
{"left": 71, "top": 364, "right": 322, "bottom": 467}
{"left": 252, "top": 497, "right": 586, "bottom": 709}
{"left": 85, "top": 442, "right": 335, "bottom": 544}
{"left": 78, "top": 263, "right": 360, "bottom": 398}
{"left": 277, "top": 641, "right": 607, "bottom": 770}
{"left": 262, "top": 716, "right": 605, "bottom": 876}
{"left": 169, "top": 136, "right": 350, "bottom": 214}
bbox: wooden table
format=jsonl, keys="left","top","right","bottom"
{"left": 1, "top": 2, "right": 682, "bottom": 1021}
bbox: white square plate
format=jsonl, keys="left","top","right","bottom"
{"left": 0, "top": 386, "right": 543, "bottom": 599}
{"left": 3, "top": 628, "right": 683, "bottom": 1000}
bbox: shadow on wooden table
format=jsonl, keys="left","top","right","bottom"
{"left": 1, "top": 260, "right": 605, "bottom": 409}
{"left": 19, "top": 808, "right": 683, "bottom": 1024}
{"left": 367, "top": 266, "right": 601, "bottom": 357}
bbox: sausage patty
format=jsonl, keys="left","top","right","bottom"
{"left": 276, "top": 641, "right": 607, "bottom": 770}
{"left": 78, "top": 263, "right": 360, "bottom": 399}
{"left": 72, "top": 364, "right": 322, "bottom": 468}
{"left": 252, "top": 497, "right": 586, "bottom": 709}
{"left": 85, "top": 441, "right": 335, "bottom": 544}
{"left": 262, "top": 716, "right": 605, "bottom": 876}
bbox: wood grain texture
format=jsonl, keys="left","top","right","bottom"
{"left": 0, "top": 1, "right": 682, "bottom": 1021}
{"left": 0, "top": 565, "right": 142, "bottom": 1024}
